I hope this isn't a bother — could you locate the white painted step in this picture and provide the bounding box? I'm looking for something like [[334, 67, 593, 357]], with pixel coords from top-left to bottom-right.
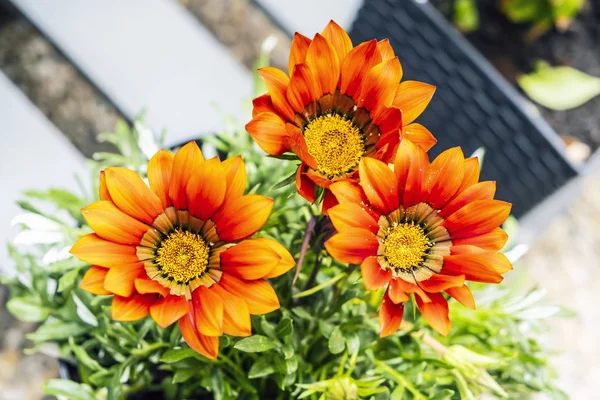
[[0, 72, 85, 273], [10, 0, 253, 147]]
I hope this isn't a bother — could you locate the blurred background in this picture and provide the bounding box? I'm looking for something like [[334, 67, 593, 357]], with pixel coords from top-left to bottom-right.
[[0, 0, 598, 398]]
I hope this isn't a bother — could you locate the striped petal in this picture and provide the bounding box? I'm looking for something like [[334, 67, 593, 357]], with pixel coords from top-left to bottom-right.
[[135, 278, 170, 297], [179, 313, 219, 360], [321, 20, 353, 61], [361, 256, 392, 291], [415, 292, 450, 336], [457, 157, 480, 194], [220, 238, 295, 280], [306, 33, 340, 96], [328, 202, 379, 234], [359, 158, 399, 215], [222, 156, 247, 201], [245, 112, 290, 156], [148, 149, 174, 209], [357, 57, 402, 115], [105, 167, 163, 225], [443, 200, 512, 239], [212, 284, 251, 336], [214, 194, 274, 242], [80, 266, 110, 295], [169, 142, 204, 210], [81, 200, 148, 245], [187, 157, 227, 221], [376, 39, 395, 61], [394, 139, 429, 207], [340, 40, 381, 99], [440, 181, 496, 218], [258, 67, 295, 121], [446, 285, 476, 310], [150, 295, 189, 328], [98, 170, 112, 202], [112, 293, 155, 322], [252, 93, 276, 117], [442, 254, 504, 283], [104, 263, 144, 297], [452, 227, 508, 251], [70, 234, 138, 267], [393, 81, 436, 125], [419, 274, 465, 292], [219, 274, 280, 315], [401, 123, 436, 152], [296, 163, 316, 203], [288, 32, 311, 76], [379, 289, 404, 337], [287, 63, 320, 113], [425, 147, 464, 210], [192, 286, 223, 336], [325, 228, 378, 264], [388, 279, 411, 304]]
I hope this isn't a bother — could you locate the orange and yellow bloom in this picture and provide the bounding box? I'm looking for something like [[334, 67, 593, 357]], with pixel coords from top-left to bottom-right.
[[246, 20, 437, 212], [71, 142, 294, 359], [325, 140, 513, 337]]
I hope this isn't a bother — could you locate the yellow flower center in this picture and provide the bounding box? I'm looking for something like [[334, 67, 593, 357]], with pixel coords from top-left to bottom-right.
[[155, 229, 210, 283], [382, 223, 430, 272], [304, 114, 364, 177]]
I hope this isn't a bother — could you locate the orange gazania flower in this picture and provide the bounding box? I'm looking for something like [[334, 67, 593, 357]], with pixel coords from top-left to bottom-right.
[[246, 20, 437, 213], [324, 140, 513, 336], [71, 142, 294, 359]]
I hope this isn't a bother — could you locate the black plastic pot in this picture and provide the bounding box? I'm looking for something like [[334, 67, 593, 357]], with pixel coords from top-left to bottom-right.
[[349, 0, 579, 218]]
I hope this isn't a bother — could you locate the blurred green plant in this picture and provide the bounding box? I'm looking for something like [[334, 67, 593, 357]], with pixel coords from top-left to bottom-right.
[[518, 60, 600, 110]]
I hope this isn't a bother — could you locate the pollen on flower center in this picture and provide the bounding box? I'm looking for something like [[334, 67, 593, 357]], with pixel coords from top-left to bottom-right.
[[155, 229, 210, 283], [304, 114, 364, 177], [382, 223, 431, 273]]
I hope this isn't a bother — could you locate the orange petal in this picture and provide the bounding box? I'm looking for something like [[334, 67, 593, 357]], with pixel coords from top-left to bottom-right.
[[393, 81, 436, 125], [222, 156, 247, 201], [329, 181, 380, 222], [252, 93, 276, 117], [359, 158, 399, 215], [443, 200, 512, 239], [80, 266, 110, 295], [420, 274, 465, 292], [328, 202, 379, 233], [135, 278, 170, 297], [246, 112, 290, 156], [425, 147, 465, 210], [287, 63, 320, 113], [148, 149, 174, 209], [324, 228, 378, 264], [376, 39, 395, 61], [415, 292, 450, 336], [321, 20, 353, 61], [98, 170, 112, 202], [401, 123, 436, 152], [440, 181, 496, 218], [219, 274, 280, 315], [257, 67, 295, 121], [395, 139, 429, 208], [187, 157, 226, 221], [215, 194, 274, 242], [286, 123, 318, 169], [357, 57, 403, 114], [112, 293, 155, 322], [70, 234, 138, 267], [446, 285, 476, 310], [442, 254, 504, 283], [452, 227, 508, 251], [212, 284, 251, 336], [169, 142, 204, 210], [105, 167, 163, 225], [296, 163, 316, 203], [340, 39, 381, 99], [150, 295, 189, 328], [81, 200, 148, 245], [392, 278, 431, 303], [457, 157, 480, 194], [192, 286, 224, 336], [361, 256, 392, 291], [104, 263, 144, 297], [221, 238, 294, 280], [379, 289, 404, 337], [388, 279, 411, 304], [306, 33, 340, 96], [288, 32, 311, 76], [178, 313, 219, 359], [450, 245, 513, 274]]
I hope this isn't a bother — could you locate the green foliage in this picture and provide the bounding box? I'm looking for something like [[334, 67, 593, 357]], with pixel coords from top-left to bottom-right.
[[518, 60, 600, 110]]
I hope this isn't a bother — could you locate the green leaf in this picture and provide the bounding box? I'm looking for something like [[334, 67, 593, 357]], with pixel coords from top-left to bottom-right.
[[58, 268, 81, 292], [248, 356, 277, 379], [42, 379, 95, 400], [72, 293, 98, 327], [27, 320, 89, 343], [6, 297, 49, 322], [293, 272, 346, 299], [275, 317, 294, 339], [234, 335, 277, 353], [272, 171, 297, 190], [173, 368, 198, 384], [518, 61, 600, 110], [430, 389, 455, 400], [159, 348, 201, 363], [328, 327, 346, 355], [69, 337, 103, 372]]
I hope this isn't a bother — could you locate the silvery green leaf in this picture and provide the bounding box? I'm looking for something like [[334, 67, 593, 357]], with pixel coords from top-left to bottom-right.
[[13, 230, 64, 245], [72, 293, 98, 327], [43, 379, 95, 400], [11, 212, 62, 231], [328, 327, 345, 355], [6, 296, 50, 322], [515, 305, 561, 320], [234, 335, 277, 353]]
